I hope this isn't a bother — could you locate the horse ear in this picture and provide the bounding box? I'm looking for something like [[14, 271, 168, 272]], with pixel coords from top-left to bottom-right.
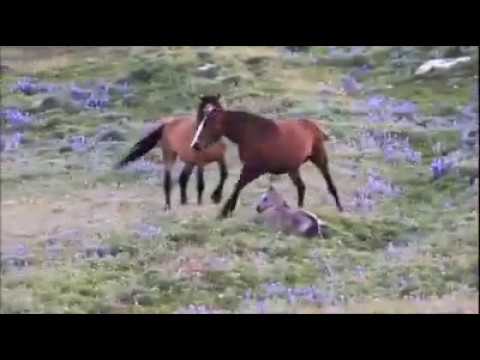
[[268, 185, 274, 191], [216, 93, 221, 100]]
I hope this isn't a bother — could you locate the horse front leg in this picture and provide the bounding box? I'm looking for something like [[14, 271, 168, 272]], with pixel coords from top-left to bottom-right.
[[211, 158, 228, 204], [288, 169, 306, 208], [178, 162, 194, 205], [196, 166, 205, 205], [220, 166, 263, 218]]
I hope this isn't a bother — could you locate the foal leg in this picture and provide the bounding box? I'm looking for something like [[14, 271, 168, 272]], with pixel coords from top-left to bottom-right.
[[211, 158, 228, 204], [196, 166, 205, 205], [220, 166, 264, 218], [178, 162, 194, 205], [288, 170, 306, 208], [310, 144, 343, 212]]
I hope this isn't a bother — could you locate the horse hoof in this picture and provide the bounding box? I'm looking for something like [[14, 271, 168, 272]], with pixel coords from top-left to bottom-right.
[[217, 209, 230, 219], [211, 191, 222, 204], [164, 205, 171, 211], [211, 195, 222, 204]]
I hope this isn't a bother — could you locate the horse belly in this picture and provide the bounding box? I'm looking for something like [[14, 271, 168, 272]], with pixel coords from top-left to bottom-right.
[[266, 145, 310, 173], [178, 142, 224, 166]]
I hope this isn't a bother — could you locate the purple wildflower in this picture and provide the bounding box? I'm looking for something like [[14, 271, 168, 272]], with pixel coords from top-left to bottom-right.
[[367, 95, 387, 111], [342, 75, 363, 96], [404, 147, 422, 165], [4, 132, 24, 151], [367, 171, 401, 197], [353, 188, 375, 212], [349, 64, 373, 81], [11, 77, 55, 95], [133, 223, 162, 240], [70, 135, 89, 153], [175, 305, 220, 314], [70, 85, 92, 101], [391, 100, 417, 118], [0, 108, 34, 128], [431, 157, 455, 180], [120, 159, 162, 176], [256, 299, 267, 314], [287, 288, 296, 305], [84, 93, 110, 110]]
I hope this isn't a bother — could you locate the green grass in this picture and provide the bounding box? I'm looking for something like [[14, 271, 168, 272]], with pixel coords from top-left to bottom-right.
[[1, 46, 478, 314]]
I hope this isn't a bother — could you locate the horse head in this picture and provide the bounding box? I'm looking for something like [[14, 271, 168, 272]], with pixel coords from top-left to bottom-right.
[[191, 94, 225, 151]]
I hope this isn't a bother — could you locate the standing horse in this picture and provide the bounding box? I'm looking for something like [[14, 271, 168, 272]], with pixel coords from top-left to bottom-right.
[[191, 95, 343, 218], [115, 97, 229, 210]]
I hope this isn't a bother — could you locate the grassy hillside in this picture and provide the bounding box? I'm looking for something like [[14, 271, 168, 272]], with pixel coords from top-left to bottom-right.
[[1, 46, 478, 313]]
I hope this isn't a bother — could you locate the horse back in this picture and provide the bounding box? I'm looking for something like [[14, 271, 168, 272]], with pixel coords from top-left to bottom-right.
[[164, 116, 226, 165]]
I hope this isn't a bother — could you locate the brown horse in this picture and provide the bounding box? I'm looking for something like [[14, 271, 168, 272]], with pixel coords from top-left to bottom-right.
[[191, 95, 343, 218], [115, 97, 228, 210]]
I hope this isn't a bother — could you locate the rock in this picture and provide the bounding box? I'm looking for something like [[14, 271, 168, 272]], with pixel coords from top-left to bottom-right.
[[100, 112, 132, 121], [37, 96, 63, 111], [95, 127, 127, 142], [285, 46, 311, 53], [220, 75, 242, 87], [46, 229, 84, 248], [315, 54, 370, 67], [414, 57, 472, 76], [1, 255, 33, 270], [29, 94, 81, 114], [83, 244, 121, 258], [318, 83, 342, 96], [0, 64, 13, 74], [442, 46, 464, 58], [197, 63, 220, 79], [108, 83, 130, 97], [53, 131, 65, 139], [122, 94, 142, 107], [133, 223, 162, 240], [128, 68, 154, 83], [196, 51, 213, 61], [244, 56, 270, 66], [59, 145, 73, 153], [349, 64, 374, 81]]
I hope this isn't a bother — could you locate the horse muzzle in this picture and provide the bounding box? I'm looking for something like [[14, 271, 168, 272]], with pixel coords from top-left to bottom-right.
[[191, 142, 202, 151]]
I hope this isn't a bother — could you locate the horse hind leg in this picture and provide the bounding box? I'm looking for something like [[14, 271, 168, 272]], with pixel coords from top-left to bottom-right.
[[288, 170, 306, 208], [211, 158, 228, 204], [196, 166, 205, 205], [178, 162, 194, 205], [310, 144, 343, 212], [163, 165, 173, 211], [163, 150, 177, 211]]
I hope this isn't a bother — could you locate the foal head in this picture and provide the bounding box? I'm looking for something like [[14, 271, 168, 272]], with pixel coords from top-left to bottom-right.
[[191, 94, 225, 151], [256, 185, 289, 213]]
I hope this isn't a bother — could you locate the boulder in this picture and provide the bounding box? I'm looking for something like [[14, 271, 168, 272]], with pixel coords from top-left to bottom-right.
[[95, 127, 127, 142], [197, 63, 220, 79], [122, 94, 142, 107]]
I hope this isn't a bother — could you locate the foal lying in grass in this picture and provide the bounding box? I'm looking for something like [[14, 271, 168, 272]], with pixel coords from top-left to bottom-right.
[[255, 186, 329, 238]]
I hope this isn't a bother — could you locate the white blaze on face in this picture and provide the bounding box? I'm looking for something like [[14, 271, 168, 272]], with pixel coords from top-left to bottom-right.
[[190, 104, 216, 148], [191, 118, 206, 148]]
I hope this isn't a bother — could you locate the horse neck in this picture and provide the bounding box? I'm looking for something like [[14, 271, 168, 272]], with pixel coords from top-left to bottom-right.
[[222, 111, 276, 145]]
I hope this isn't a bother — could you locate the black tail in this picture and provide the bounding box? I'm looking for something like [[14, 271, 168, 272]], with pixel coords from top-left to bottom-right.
[[114, 124, 165, 169]]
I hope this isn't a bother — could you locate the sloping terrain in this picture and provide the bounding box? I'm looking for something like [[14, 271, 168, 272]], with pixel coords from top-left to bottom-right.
[[1, 46, 478, 313]]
